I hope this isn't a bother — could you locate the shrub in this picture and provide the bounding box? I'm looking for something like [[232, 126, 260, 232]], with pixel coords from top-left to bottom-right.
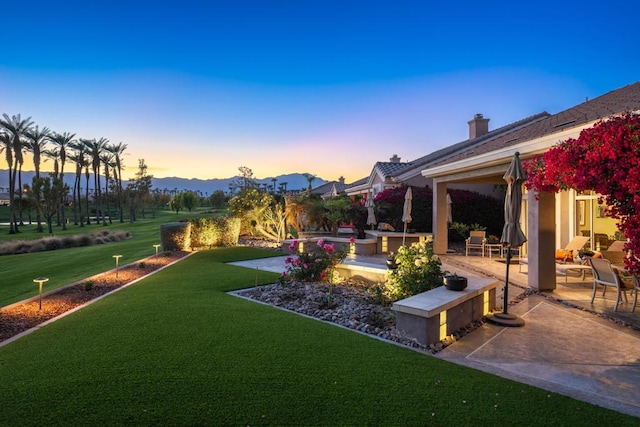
[[0, 229, 130, 256], [160, 222, 192, 251], [384, 240, 444, 301], [375, 186, 433, 232], [61, 235, 76, 248], [84, 280, 94, 291], [188, 217, 241, 249], [280, 239, 348, 284]]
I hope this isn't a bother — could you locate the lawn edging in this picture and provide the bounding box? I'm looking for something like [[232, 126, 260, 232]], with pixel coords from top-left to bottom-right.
[[0, 251, 195, 348]]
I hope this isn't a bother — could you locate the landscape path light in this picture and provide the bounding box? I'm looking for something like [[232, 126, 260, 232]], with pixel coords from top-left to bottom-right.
[[113, 255, 123, 278], [153, 244, 161, 258], [33, 277, 49, 310]]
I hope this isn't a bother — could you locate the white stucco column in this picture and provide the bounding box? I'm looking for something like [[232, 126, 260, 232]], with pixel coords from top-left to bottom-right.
[[527, 191, 557, 291], [433, 181, 448, 255]]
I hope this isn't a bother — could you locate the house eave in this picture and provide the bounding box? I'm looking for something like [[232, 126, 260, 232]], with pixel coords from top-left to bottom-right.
[[421, 121, 598, 180]]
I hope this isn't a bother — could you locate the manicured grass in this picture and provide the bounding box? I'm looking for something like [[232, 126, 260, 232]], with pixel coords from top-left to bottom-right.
[[0, 209, 228, 306], [0, 248, 636, 425]]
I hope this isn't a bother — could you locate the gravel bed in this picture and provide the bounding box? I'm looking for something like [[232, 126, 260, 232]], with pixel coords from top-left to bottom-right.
[[237, 279, 487, 354]]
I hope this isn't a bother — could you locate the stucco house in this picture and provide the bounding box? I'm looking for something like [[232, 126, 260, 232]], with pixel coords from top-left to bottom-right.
[[421, 81, 640, 291], [344, 112, 551, 200]]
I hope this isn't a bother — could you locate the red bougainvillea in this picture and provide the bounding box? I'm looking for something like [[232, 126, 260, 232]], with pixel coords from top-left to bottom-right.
[[524, 113, 640, 274]]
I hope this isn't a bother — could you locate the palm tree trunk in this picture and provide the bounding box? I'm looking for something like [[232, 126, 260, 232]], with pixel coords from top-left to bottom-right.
[[7, 162, 16, 234], [34, 165, 43, 232], [60, 170, 67, 230], [10, 159, 19, 233], [18, 162, 24, 225], [85, 168, 91, 225]]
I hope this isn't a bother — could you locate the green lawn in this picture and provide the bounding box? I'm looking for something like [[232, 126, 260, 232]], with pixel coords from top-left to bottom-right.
[[0, 208, 222, 306], [0, 247, 636, 425]]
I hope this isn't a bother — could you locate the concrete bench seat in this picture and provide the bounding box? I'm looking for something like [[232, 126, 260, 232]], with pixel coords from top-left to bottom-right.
[[392, 273, 498, 346]]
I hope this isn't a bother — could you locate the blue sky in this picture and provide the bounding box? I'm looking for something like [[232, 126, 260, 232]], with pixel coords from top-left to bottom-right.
[[1, 1, 638, 184]]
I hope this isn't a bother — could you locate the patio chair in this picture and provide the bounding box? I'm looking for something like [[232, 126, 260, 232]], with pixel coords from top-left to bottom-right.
[[465, 230, 486, 257], [587, 257, 633, 312], [556, 236, 590, 263]]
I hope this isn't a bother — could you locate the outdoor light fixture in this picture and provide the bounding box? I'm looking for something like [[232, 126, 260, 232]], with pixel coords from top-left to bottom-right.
[[112, 255, 123, 278], [153, 244, 161, 257], [33, 277, 49, 310]]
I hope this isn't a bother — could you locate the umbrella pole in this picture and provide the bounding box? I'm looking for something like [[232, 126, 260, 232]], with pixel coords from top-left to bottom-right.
[[402, 223, 407, 246], [503, 248, 511, 314], [486, 247, 525, 327]]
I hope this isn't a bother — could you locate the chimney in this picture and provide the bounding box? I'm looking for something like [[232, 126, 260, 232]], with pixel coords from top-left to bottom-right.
[[339, 176, 345, 185], [467, 113, 490, 140], [390, 154, 401, 163]]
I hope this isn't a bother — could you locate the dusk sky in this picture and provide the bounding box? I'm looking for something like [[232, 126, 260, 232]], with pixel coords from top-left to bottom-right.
[[1, 1, 638, 184]]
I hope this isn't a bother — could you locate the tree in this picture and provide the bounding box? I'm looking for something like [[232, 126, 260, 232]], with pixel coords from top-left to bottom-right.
[[33, 174, 68, 234], [170, 193, 183, 214], [107, 142, 127, 223], [323, 196, 352, 236], [49, 132, 75, 229], [209, 190, 227, 208], [125, 159, 153, 222], [0, 113, 34, 234], [182, 191, 200, 212], [302, 173, 316, 193], [229, 166, 258, 193], [68, 141, 88, 226], [24, 126, 51, 232], [524, 113, 640, 274], [83, 137, 108, 224], [100, 151, 115, 224]]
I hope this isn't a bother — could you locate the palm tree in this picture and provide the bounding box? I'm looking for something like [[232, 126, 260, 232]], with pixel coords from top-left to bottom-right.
[[24, 126, 51, 232], [107, 142, 127, 222], [49, 132, 75, 229], [100, 151, 115, 224], [0, 114, 34, 234], [84, 137, 108, 224], [302, 173, 316, 193], [68, 141, 88, 226]]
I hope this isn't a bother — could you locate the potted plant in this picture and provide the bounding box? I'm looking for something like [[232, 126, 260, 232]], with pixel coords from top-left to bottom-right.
[[444, 272, 468, 291], [386, 252, 397, 269]]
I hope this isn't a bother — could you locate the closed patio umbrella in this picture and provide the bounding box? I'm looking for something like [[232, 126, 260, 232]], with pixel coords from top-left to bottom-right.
[[402, 187, 412, 246], [488, 152, 527, 327], [366, 190, 377, 230], [446, 193, 452, 224]]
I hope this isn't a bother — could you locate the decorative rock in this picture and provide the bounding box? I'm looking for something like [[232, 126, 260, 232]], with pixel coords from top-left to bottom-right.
[[237, 278, 490, 354]]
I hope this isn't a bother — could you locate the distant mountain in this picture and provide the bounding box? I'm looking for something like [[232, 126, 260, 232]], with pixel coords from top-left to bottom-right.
[[0, 170, 327, 196], [151, 173, 327, 195]]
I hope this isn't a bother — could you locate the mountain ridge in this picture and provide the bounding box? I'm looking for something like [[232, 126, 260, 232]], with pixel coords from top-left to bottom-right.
[[0, 170, 327, 195]]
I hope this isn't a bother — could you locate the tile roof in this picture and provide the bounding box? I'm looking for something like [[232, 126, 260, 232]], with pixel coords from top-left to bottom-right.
[[432, 81, 640, 166], [394, 112, 551, 177]]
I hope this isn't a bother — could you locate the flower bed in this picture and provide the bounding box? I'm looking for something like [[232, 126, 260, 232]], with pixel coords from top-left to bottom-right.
[[0, 251, 189, 344]]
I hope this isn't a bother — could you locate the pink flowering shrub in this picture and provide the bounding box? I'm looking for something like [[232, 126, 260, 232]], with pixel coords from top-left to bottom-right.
[[280, 239, 349, 284], [524, 113, 640, 274]]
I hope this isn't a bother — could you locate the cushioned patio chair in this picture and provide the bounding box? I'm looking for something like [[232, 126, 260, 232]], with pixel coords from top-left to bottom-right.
[[556, 236, 590, 263], [465, 230, 486, 257], [588, 257, 633, 312]]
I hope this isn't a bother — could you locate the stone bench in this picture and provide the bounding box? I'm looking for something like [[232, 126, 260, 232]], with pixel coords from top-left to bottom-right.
[[392, 273, 499, 346], [282, 237, 378, 256]]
